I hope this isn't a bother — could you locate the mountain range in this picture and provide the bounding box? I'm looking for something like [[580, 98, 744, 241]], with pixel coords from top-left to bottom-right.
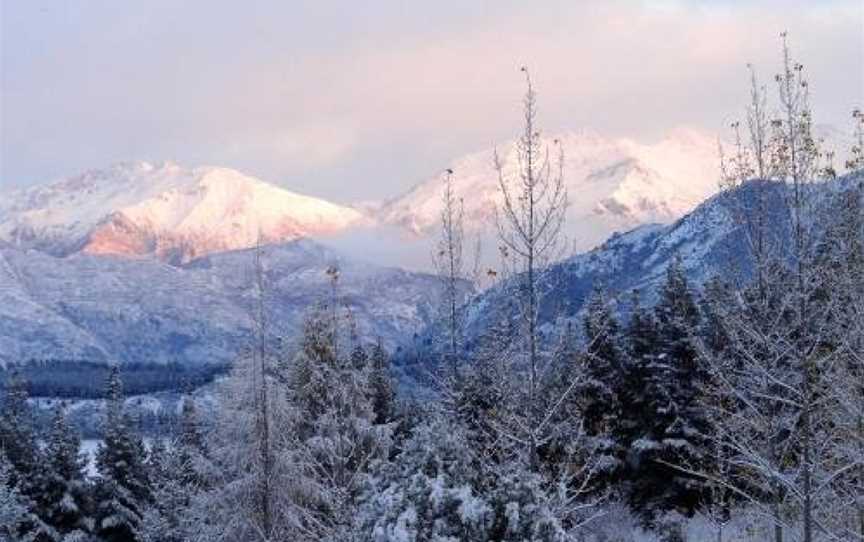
[[1, 127, 722, 266], [0, 126, 772, 398]]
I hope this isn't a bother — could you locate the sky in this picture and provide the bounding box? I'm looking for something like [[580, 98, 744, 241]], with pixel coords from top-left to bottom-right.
[[1, 0, 862, 203]]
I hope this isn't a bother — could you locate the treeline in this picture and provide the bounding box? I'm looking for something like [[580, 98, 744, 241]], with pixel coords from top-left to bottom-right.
[[0, 360, 229, 399]]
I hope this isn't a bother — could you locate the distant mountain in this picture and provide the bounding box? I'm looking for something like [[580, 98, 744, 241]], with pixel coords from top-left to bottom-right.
[[404, 171, 863, 371], [0, 239, 447, 375], [0, 161, 364, 264], [378, 127, 721, 253]]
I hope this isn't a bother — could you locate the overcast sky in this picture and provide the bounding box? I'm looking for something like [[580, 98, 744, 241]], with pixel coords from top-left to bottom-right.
[[2, 0, 862, 202]]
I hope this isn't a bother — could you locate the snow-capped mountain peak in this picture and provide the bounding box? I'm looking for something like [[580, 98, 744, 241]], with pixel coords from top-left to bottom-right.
[[378, 127, 721, 252], [0, 161, 364, 263]]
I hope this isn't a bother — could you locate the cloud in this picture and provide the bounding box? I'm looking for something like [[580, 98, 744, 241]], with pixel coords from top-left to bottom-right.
[[225, 123, 359, 170], [2, 0, 861, 201]]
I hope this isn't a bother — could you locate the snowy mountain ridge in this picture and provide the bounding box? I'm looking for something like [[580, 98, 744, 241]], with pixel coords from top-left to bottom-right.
[[3, 124, 852, 270], [0, 161, 365, 263], [378, 127, 722, 253], [400, 171, 864, 376], [1, 127, 723, 267]]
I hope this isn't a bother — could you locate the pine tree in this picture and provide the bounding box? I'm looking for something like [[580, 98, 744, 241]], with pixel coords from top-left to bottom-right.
[[0, 370, 38, 490], [0, 371, 53, 541], [32, 405, 92, 539], [94, 366, 151, 542], [615, 289, 659, 492], [285, 307, 392, 540], [0, 451, 36, 542], [349, 343, 369, 371], [200, 348, 295, 541], [621, 263, 712, 521], [578, 289, 623, 438], [845, 108, 864, 173], [553, 290, 625, 493], [139, 395, 215, 542], [176, 397, 209, 489], [364, 415, 493, 541], [368, 339, 395, 426], [652, 259, 712, 514]]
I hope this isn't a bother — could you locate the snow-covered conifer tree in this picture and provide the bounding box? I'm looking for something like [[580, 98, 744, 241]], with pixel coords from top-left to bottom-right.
[[32, 405, 92, 539], [93, 366, 151, 542], [0, 451, 36, 542]]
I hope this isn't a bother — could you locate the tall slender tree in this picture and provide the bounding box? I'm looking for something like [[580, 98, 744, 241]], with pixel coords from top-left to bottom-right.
[[698, 34, 844, 542], [433, 168, 469, 381], [493, 66, 568, 471]]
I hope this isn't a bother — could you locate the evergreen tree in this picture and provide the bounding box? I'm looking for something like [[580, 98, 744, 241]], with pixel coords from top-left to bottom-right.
[[368, 339, 395, 426], [32, 405, 92, 540], [199, 349, 295, 541], [0, 370, 38, 490], [615, 289, 658, 481], [451, 316, 511, 477], [140, 420, 207, 542], [0, 451, 36, 542], [94, 366, 151, 542], [349, 343, 369, 372], [366, 411, 579, 542], [285, 307, 392, 540], [846, 108, 864, 172], [175, 397, 209, 489], [364, 415, 493, 540], [622, 262, 712, 520], [652, 259, 712, 514], [574, 290, 626, 489], [579, 289, 623, 437], [0, 371, 54, 541]]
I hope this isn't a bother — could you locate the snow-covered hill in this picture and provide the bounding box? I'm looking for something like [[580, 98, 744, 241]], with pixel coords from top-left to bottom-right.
[[0, 162, 364, 263], [378, 127, 721, 252], [0, 239, 448, 370]]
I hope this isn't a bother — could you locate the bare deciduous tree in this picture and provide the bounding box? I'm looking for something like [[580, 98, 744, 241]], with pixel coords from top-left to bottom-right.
[[433, 168, 467, 380], [493, 66, 568, 470], [699, 33, 852, 542]]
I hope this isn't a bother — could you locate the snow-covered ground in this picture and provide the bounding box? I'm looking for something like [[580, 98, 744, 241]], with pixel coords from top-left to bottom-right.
[[79, 438, 162, 479], [79, 439, 100, 478]]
